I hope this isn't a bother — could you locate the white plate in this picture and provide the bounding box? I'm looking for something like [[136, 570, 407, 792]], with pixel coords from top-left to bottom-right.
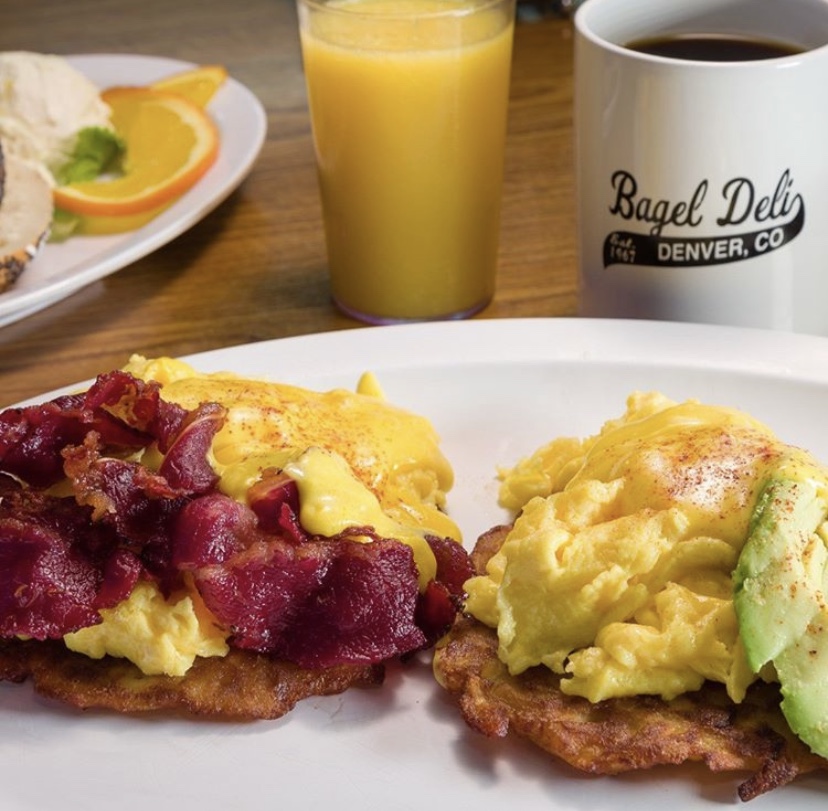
[[0, 54, 267, 328], [3, 318, 828, 810]]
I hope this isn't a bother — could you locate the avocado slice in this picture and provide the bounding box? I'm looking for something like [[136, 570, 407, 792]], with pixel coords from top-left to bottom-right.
[[775, 605, 828, 751], [734, 476, 828, 756]]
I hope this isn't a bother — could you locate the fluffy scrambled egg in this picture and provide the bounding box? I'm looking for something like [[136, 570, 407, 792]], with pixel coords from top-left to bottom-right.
[[65, 355, 459, 676], [465, 392, 824, 704], [64, 582, 228, 677]]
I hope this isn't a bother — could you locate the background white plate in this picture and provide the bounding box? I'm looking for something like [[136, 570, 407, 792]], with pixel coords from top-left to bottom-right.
[[3, 318, 828, 810], [0, 54, 267, 328]]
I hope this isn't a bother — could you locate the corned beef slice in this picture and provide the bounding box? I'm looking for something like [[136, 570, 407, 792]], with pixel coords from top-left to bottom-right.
[[82, 370, 189, 451], [247, 470, 308, 544], [63, 446, 192, 584], [426, 534, 475, 596], [0, 518, 100, 638], [0, 372, 186, 489], [0, 475, 117, 638], [158, 401, 225, 492], [194, 538, 329, 654], [94, 548, 144, 610], [280, 539, 426, 667], [59, 399, 227, 583], [415, 580, 457, 646], [415, 535, 477, 645], [172, 492, 258, 569], [194, 534, 427, 668]]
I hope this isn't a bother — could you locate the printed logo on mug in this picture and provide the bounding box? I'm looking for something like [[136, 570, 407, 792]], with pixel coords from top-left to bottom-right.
[[574, 0, 828, 334]]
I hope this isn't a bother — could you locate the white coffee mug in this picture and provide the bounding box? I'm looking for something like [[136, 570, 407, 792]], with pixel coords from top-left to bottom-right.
[[574, 0, 828, 334]]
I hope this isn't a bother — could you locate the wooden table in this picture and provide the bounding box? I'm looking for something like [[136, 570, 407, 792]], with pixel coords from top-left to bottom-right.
[[0, 0, 577, 407]]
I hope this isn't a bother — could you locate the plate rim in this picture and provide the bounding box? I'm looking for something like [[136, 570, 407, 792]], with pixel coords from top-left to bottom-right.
[[151, 316, 828, 383], [14, 316, 828, 405]]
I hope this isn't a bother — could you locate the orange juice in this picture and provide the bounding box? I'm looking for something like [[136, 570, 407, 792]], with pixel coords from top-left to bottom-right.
[[299, 0, 515, 323]]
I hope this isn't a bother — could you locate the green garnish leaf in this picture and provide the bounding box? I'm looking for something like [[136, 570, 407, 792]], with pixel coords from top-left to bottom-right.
[[56, 126, 126, 186]]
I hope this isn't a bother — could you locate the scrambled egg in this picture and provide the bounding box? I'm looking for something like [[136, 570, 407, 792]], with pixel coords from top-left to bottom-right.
[[64, 582, 228, 677], [465, 392, 824, 704], [65, 355, 459, 676]]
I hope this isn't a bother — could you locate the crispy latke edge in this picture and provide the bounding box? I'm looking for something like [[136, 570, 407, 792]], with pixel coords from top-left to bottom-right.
[[434, 525, 828, 802]]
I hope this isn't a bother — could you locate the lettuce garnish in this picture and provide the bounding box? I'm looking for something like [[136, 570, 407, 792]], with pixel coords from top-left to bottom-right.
[[55, 126, 125, 186]]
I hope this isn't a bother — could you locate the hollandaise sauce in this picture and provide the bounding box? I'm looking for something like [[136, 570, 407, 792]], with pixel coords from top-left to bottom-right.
[[61, 356, 461, 676]]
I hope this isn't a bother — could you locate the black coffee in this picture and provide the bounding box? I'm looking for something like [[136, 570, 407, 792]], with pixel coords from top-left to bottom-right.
[[627, 34, 804, 61]]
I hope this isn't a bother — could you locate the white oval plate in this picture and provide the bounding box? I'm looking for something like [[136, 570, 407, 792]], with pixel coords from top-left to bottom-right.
[[3, 318, 828, 810], [0, 54, 267, 328]]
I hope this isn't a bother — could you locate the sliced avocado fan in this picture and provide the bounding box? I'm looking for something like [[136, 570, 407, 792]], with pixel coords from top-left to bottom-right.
[[734, 476, 828, 757]]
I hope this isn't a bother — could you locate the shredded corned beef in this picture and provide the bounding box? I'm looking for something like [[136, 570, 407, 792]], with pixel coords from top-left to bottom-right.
[[0, 372, 185, 489], [0, 371, 470, 668]]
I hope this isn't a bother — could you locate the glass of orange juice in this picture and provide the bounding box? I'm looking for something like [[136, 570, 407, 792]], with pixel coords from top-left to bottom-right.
[[297, 0, 516, 324]]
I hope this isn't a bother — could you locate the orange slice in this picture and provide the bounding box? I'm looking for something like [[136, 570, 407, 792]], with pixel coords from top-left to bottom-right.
[[53, 86, 219, 217], [150, 64, 228, 108]]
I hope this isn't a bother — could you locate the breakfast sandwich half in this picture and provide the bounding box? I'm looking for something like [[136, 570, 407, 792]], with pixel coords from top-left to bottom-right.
[[434, 391, 828, 801], [0, 355, 472, 718]]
